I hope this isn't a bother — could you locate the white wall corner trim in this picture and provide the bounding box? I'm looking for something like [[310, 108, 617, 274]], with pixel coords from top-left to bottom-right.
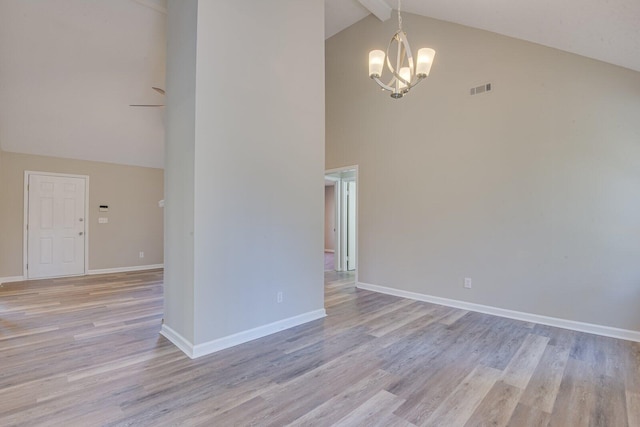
[[160, 324, 195, 358], [189, 309, 327, 359], [356, 282, 640, 343], [0, 276, 25, 285], [87, 264, 164, 275]]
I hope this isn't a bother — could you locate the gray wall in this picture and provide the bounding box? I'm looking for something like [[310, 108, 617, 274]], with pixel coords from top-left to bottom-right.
[[165, 0, 325, 347], [0, 150, 164, 278], [164, 0, 198, 343], [326, 13, 640, 331]]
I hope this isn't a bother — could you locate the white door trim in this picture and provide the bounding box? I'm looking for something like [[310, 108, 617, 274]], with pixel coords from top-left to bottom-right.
[[324, 175, 340, 268], [324, 165, 358, 284], [23, 171, 90, 279]]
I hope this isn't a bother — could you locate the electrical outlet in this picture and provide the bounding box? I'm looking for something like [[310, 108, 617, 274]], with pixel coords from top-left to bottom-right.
[[277, 291, 283, 303], [139, 251, 144, 258], [464, 278, 472, 289]]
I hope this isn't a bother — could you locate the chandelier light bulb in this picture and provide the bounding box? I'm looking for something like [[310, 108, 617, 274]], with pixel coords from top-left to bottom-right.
[[398, 67, 410, 90], [369, 50, 385, 78], [416, 48, 436, 77]]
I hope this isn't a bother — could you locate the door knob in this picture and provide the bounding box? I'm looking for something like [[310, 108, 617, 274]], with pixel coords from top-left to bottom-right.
[[79, 231, 84, 236]]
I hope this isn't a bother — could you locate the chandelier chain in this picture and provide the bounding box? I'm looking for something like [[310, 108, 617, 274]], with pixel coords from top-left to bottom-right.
[[398, 0, 402, 30]]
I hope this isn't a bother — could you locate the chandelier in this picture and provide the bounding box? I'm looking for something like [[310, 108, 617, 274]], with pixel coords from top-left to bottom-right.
[[368, 0, 436, 99]]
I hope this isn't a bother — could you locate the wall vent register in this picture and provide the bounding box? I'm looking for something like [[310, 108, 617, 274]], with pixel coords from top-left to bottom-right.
[[470, 83, 492, 95]]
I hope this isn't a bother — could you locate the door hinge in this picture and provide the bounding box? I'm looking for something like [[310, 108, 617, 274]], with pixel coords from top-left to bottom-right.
[[26, 264, 28, 270], [26, 224, 28, 231]]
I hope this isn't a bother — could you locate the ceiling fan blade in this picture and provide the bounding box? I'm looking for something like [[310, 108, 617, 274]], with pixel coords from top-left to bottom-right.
[[152, 87, 165, 95], [129, 104, 165, 107]]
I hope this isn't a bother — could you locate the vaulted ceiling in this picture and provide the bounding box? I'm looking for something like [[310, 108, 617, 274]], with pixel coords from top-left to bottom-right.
[[0, 0, 166, 168], [326, 0, 640, 73], [0, 0, 638, 168]]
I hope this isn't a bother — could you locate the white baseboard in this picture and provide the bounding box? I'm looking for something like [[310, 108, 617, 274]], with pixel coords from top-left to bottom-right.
[[0, 275, 24, 285], [0, 265, 162, 284], [160, 324, 195, 357], [161, 309, 327, 359], [357, 281, 640, 343], [324, 249, 335, 253], [192, 309, 327, 358], [87, 264, 164, 275]]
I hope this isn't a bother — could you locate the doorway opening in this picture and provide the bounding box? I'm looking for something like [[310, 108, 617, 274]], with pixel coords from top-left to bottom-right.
[[324, 166, 357, 279]]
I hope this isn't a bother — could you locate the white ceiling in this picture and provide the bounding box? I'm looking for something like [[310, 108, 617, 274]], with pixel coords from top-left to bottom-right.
[[0, 0, 166, 168], [325, 0, 640, 73], [0, 0, 638, 169]]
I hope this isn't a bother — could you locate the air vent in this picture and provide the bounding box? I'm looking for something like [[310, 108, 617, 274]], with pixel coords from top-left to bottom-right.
[[470, 83, 492, 96]]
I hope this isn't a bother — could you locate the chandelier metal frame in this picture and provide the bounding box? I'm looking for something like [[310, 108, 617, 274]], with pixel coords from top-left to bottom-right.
[[368, 0, 435, 99]]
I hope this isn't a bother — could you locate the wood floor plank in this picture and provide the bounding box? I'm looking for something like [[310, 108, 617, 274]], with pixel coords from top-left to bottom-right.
[[282, 298, 414, 355], [390, 315, 532, 425], [391, 357, 478, 425], [368, 303, 435, 338], [438, 309, 469, 326], [1, 269, 639, 426], [286, 368, 400, 426], [421, 365, 502, 426], [622, 341, 640, 394], [519, 343, 570, 413], [501, 333, 550, 389], [627, 391, 640, 427], [507, 403, 551, 427], [464, 381, 522, 427], [547, 358, 594, 427], [590, 369, 628, 427], [332, 389, 406, 427]]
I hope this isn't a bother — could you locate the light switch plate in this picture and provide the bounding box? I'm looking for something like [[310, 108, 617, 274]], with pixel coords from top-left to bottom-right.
[[98, 217, 108, 224]]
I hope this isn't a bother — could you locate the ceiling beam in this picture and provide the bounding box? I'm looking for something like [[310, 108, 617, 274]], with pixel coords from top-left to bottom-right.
[[358, 0, 392, 22]]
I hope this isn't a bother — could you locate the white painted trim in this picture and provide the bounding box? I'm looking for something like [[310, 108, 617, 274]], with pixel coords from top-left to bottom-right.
[[356, 282, 640, 343], [324, 165, 359, 175], [159, 324, 194, 357], [24, 171, 90, 279], [87, 264, 164, 275], [1, 265, 162, 284], [325, 165, 359, 284], [0, 276, 25, 285], [334, 181, 342, 271], [164, 309, 327, 359], [23, 174, 27, 278]]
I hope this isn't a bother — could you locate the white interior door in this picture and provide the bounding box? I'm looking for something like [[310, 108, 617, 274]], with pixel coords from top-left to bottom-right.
[[27, 174, 86, 279]]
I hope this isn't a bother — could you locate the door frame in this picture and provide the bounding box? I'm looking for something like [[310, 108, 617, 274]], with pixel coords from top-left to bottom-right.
[[324, 165, 358, 284], [343, 179, 356, 271], [23, 171, 90, 279], [324, 175, 340, 268]]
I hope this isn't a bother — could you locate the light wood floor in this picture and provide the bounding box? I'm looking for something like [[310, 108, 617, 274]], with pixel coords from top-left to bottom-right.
[[1, 270, 639, 426]]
